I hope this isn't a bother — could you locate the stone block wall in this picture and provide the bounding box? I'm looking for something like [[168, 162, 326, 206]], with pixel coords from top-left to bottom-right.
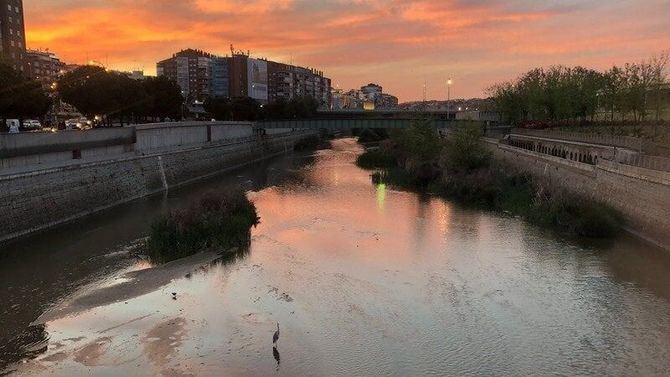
[[486, 140, 670, 250], [0, 132, 314, 242]]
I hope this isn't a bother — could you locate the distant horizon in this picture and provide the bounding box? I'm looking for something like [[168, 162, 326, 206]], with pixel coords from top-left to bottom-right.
[[28, 1, 670, 102]]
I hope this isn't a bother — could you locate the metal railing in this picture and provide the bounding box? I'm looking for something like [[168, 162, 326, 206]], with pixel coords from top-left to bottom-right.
[[512, 128, 645, 151]]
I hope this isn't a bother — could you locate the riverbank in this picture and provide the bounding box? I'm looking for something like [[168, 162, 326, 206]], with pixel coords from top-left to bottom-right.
[[0, 130, 317, 244], [5, 138, 670, 376], [357, 122, 625, 238]]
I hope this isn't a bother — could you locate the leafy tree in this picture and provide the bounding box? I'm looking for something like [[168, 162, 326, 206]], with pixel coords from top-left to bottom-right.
[[142, 76, 183, 121], [0, 63, 51, 121], [263, 97, 288, 119], [203, 97, 231, 120], [229, 97, 260, 121], [390, 119, 442, 169], [488, 58, 666, 124], [58, 66, 150, 125], [440, 123, 491, 173]]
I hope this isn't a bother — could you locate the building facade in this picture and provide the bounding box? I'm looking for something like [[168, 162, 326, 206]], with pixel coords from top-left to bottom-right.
[[25, 49, 64, 87], [331, 83, 397, 110], [267, 61, 331, 107], [157, 49, 214, 100], [0, 0, 26, 73], [209, 57, 229, 98], [158, 49, 331, 106]]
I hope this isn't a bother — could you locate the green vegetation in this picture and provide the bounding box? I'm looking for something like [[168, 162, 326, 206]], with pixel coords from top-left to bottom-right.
[[356, 148, 396, 169], [145, 190, 260, 263], [58, 65, 183, 125], [358, 120, 625, 238], [489, 52, 669, 124], [0, 63, 52, 124], [356, 128, 388, 143], [204, 95, 322, 121], [293, 134, 322, 150]]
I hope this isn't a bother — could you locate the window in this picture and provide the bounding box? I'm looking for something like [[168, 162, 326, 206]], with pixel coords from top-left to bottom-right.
[[8, 4, 12, 11]]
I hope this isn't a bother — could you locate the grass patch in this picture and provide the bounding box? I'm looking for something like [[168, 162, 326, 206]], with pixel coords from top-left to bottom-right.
[[145, 190, 260, 263], [529, 192, 625, 237]]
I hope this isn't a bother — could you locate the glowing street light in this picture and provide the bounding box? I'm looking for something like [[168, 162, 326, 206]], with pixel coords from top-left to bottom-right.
[[446, 78, 453, 113]]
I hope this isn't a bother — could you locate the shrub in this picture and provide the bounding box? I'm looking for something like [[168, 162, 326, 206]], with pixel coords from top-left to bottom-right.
[[356, 148, 397, 169], [440, 124, 492, 173], [145, 190, 260, 263], [390, 119, 443, 167], [293, 134, 321, 150], [357, 128, 388, 143], [529, 191, 625, 237]]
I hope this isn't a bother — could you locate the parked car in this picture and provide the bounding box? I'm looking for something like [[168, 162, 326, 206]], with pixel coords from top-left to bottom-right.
[[22, 119, 42, 130]]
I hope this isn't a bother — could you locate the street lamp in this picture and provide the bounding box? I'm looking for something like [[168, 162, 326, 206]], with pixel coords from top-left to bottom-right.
[[447, 78, 452, 110], [181, 90, 186, 121]]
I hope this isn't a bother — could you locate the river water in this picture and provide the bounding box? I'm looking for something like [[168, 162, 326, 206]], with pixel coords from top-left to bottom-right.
[[2, 138, 670, 376]]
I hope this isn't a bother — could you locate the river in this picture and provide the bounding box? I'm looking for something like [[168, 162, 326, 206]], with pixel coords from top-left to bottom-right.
[[2, 138, 670, 376]]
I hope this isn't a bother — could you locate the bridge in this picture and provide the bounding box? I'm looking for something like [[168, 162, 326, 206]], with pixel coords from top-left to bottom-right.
[[257, 118, 482, 131]]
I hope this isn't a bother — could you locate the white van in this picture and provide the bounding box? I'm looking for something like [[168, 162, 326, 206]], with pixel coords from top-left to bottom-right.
[[22, 119, 42, 130], [6, 119, 20, 133]]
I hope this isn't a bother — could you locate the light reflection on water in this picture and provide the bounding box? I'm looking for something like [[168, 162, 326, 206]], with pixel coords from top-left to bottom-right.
[[4, 138, 670, 376]]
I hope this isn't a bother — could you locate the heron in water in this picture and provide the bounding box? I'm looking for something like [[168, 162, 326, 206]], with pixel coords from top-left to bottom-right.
[[272, 322, 280, 345]]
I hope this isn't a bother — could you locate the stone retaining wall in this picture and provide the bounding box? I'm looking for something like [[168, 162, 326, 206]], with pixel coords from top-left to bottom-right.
[[485, 140, 670, 250], [0, 132, 314, 243]]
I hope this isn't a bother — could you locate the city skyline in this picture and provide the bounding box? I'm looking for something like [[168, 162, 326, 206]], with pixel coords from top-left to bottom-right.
[[23, 0, 670, 101]]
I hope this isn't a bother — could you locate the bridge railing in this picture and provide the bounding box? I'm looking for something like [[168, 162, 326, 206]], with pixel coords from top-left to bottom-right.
[[617, 154, 670, 172], [512, 128, 645, 151]]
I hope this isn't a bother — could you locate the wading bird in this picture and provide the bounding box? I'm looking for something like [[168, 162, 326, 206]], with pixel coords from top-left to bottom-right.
[[273, 322, 280, 345]]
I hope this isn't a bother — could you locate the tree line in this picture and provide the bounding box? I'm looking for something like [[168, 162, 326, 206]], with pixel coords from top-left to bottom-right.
[[58, 65, 183, 126], [0, 62, 324, 129], [0, 63, 52, 120], [203, 95, 321, 121], [489, 52, 669, 125]]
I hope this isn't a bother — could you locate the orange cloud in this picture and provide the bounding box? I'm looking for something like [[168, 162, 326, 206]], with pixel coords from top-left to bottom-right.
[[26, 0, 670, 101]]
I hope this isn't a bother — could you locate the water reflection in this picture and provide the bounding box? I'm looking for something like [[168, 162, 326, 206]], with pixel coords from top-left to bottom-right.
[[3, 138, 670, 376]]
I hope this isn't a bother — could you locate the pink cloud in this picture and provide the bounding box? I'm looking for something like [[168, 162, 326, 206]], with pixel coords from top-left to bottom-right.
[[26, 0, 670, 101]]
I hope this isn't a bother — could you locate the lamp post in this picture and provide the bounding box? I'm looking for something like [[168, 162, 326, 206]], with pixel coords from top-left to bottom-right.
[[50, 82, 59, 128], [447, 78, 452, 113], [181, 90, 186, 121]]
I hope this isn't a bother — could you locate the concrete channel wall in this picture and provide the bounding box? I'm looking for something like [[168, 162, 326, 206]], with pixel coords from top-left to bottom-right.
[[0, 123, 315, 243], [485, 139, 670, 250], [0, 128, 136, 169]]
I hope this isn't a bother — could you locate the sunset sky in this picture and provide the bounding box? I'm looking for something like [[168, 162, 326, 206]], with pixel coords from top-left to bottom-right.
[[26, 0, 670, 101]]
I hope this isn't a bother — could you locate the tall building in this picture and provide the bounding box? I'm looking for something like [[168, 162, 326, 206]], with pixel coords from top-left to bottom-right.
[[25, 49, 64, 87], [228, 53, 249, 98], [209, 57, 229, 98], [157, 49, 214, 100], [158, 48, 331, 107], [331, 83, 397, 110], [0, 0, 26, 73], [268, 61, 331, 107], [360, 83, 383, 102]]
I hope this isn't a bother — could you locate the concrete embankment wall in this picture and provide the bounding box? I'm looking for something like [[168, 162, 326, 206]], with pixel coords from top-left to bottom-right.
[[0, 123, 314, 243], [485, 139, 670, 250]]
